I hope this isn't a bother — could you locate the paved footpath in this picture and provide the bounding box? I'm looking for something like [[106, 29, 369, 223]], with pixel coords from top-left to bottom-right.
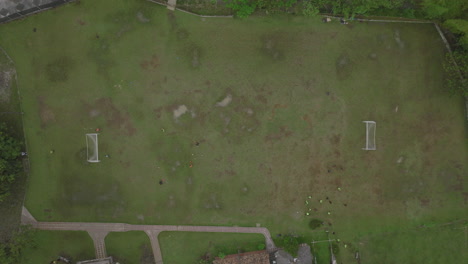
[[22, 207, 276, 263]]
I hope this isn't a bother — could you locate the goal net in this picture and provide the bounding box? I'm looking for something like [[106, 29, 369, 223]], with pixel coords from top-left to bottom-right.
[[363, 121, 376, 150], [86, 133, 100, 162]]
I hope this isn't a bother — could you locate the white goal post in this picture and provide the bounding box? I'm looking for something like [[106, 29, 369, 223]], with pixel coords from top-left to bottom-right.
[[86, 133, 100, 163], [363, 121, 376, 150]]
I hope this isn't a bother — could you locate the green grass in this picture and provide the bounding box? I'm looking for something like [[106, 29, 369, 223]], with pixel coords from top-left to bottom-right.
[[159, 232, 265, 263], [0, 0, 466, 263], [105, 231, 154, 264], [357, 222, 468, 264], [20, 230, 94, 263]]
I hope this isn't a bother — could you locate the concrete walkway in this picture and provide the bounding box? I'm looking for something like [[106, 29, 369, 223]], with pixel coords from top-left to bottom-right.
[[22, 207, 276, 263], [167, 0, 176, 11], [145, 230, 163, 264], [88, 231, 108, 259]]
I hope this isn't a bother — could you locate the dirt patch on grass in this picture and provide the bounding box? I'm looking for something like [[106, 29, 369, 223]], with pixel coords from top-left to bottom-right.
[[255, 94, 268, 104], [140, 54, 160, 70], [85, 98, 136, 136], [265, 126, 293, 141], [45, 56, 74, 82], [76, 18, 86, 26], [38, 96, 56, 128], [329, 134, 341, 146], [137, 11, 150, 23], [270, 104, 288, 119], [335, 53, 354, 80], [167, 11, 178, 29], [260, 34, 285, 60], [88, 38, 114, 79], [302, 114, 313, 127], [177, 29, 189, 40], [190, 45, 202, 68]]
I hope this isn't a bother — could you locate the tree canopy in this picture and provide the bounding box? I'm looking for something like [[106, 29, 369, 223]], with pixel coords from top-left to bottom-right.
[[0, 123, 22, 202]]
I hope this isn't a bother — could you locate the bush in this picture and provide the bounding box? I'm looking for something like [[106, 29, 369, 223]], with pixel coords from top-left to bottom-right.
[[0, 123, 22, 202], [443, 51, 468, 97], [217, 252, 226, 259], [257, 243, 265, 250], [225, 0, 257, 18], [444, 19, 468, 49], [302, 1, 319, 17], [280, 235, 299, 256]]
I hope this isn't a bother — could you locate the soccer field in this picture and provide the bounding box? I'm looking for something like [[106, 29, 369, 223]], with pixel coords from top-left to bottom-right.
[[0, 0, 466, 262]]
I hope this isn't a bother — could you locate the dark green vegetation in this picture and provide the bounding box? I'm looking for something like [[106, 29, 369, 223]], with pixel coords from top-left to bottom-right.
[[0, 122, 21, 202], [309, 219, 324, 230], [105, 231, 154, 264], [0, 48, 26, 241], [443, 51, 468, 96], [224, 0, 468, 19], [176, 0, 233, 16], [158, 232, 265, 263], [0, 0, 466, 263], [0, 226, 35, 264], [19, 230, 94, 264]]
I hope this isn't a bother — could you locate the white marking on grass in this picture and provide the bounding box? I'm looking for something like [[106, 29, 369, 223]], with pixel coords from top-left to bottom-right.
[[216, 94, 232, 107], [173, 105, 188, 118]]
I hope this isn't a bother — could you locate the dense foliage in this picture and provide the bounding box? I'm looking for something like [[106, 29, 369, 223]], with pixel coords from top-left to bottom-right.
[[223, 0, 468, 20], [0, 123, 22, 202], [443, 51, 468, 96], [0, 225, 35, 264]]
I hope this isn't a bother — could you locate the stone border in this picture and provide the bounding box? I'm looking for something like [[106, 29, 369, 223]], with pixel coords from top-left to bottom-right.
[[0, 0, 76, 25]]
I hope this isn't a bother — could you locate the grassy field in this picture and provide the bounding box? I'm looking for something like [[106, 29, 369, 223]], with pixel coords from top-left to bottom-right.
[[0, 0, 466, 263], [105, 231, 154, 264], [159, 232, 265, 263], [20, 230, 94, 263], [357, 221, 468, 264]]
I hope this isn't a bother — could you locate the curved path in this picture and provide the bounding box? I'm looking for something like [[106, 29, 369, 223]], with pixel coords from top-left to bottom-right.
[[22, 207, 275, 264]]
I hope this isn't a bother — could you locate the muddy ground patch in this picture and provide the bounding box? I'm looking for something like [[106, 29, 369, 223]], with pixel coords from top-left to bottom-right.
[[84, 97, 136, 136], [45, 56, 74, 83], [38, 96, 56, 128], [260, 33, 286, 61], [335, 53, 354, 80]]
